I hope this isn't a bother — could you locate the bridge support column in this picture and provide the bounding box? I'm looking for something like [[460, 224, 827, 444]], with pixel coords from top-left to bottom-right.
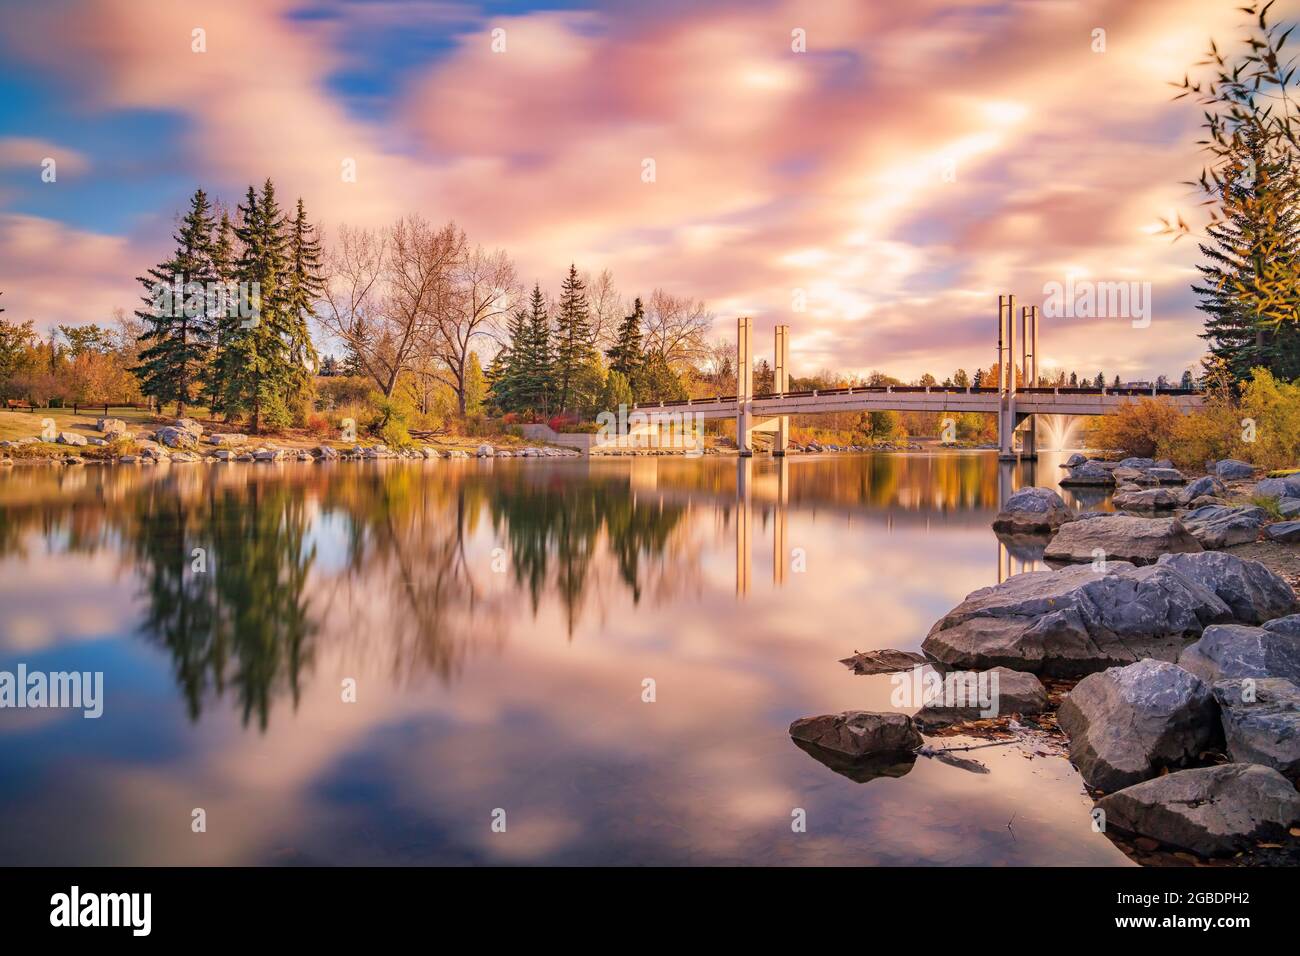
[[773, 324, 790, 456], [737, 316, 753, 457], [1020, 305, 1038, 460], [997, 295, 1018, 461]]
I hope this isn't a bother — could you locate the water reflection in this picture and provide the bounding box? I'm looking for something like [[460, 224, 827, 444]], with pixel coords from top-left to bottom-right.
[[0, 450, 1130, 866]]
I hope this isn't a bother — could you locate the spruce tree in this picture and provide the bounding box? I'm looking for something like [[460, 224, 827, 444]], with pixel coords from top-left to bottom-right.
[[491, 305, 530, 411], [133, 188, 218, 416], [552, 265, 595, 412], [215, 180, 293, 432], [522, 284, 553, 413], [282, 198, 323, 408], [605, 296, 645, 382]]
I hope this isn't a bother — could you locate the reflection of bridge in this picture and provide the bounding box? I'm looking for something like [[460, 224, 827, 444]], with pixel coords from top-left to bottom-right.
[[630, 297, 1205, 460]]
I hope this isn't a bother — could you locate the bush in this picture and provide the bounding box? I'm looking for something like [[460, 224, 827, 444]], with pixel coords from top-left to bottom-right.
[[1085, 397, 1181, 459]]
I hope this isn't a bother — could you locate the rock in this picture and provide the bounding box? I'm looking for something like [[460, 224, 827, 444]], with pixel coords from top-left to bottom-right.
[[56, 432, 88, 446], [169, 451, 201, 463], [1156, 551, 1297, 624], [921, 562, 1234, 676], [87, 438, 108, 447], [96, 418, 127, 435], [1118, 457, 1156, 471], [1044, 514, 1201, 565], [992, 487, 1074, 533], [155, 426, 198, 449], [1278, 497, 1300, 518], [173, 418, 204, 438], [1212, 679, 1300, 781], [1113, 488, 1180, 511], [1096, 763, 1300, 856], [1179, 504, 1267, 549], [1264, 614, 1300, 636], [1266, 521, 1300, 543], [838, 648, 930, 675], [1215, 459, 1256, 480], [208, 433, 246, 446], [912, 667, 1048, 728], [251, 448, 283, 462], [1178, 475, 1227, 504], [1112, 466, 1144, 484], [788, 711, 923, 758], [212, 450, 235, 461], [446, 449, 469, 459], [1059, 461, 1116, 486], [421, 447, 440, 459], [315, 445, 339, 460], [1145, 467, 1186, 484], [1062, 453, 1087, 468], [476, 444, 495, 458], [1255, 474, 1300, 499], [1178, 623, 1300, 684], [118, 455, 138, 463], [1057, 660, 1217, 791]]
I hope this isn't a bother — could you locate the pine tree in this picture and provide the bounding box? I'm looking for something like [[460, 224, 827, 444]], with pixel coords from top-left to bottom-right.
[[521, 284, 553, 412], [552, 265, 596, 412], [215, 180, 293, 432], [1180, 369, 1194, 389], [490, 305, 531, 411], [606, 296, 645, 382], [133, 188, 218, 416], [283, 198, 323, 401], [206, 211, 236, 411]]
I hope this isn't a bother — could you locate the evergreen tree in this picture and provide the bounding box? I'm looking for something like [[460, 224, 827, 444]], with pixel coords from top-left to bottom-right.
[[521, 283, 553, 412], [1180, 369, 1194, 389], [490, 305, 530, 411], [215, 180, 293, 432], [552, 265, 596, 412], [132, 188, 218, 415], [282, 198, 323, 408], [206, 211, 236, 410], [1094, 372, 1105, 388], [606, 296, 645, 382]]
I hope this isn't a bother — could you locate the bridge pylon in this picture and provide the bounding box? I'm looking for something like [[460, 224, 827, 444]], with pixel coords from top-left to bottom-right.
[[997, 294, 1018, 461], [737, 316, 754, 456]]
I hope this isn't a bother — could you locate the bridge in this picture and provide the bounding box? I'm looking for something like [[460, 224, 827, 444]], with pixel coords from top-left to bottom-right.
[[630, 295, 1205, 460]]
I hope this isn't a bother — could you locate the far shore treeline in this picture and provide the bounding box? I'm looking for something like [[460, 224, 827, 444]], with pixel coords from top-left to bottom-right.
[[0, 6, 1298, 465]]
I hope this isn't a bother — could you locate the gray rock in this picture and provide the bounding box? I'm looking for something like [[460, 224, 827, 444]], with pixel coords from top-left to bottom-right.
[[1156, 551, 1297, 624], [251, 448, 283, 462], [56, 431, 88, 446], [1256, 474, 1300, 499], [173, 417, 204, 438], [1178, 623, 1300, 684], [1264, 614, 1300, 637], [1278, 497, 1300, 518], [315, 445, 339, 460], [96, 418, 127, 435], [1266, 521, 1300, 543], [208, 433, 246, 446], [1044, 514, 1201, 565], [788, 711, 923, 757], [1096, 763, 1300, 856], [993, 487, 1074, 533], [1179, 504, 1268, 549], [1057, 660, 1217, 791], [476, 444, 495, 458], [1113, 488, 1180, 511], [155, 426, 198, 449], [921, 563, 1233, 676], [1212, 679, 1300, 781], [1215, 459, 1256, 480], [1118, 457, 1156, 471], [1061, 453, 1087, 468], [169, 451, 200, 463], [1059, 461, 1116, 486], [1179, 475, 1227, 504], [912, 667, 1048, 728], [1145, 467, 1186, 484]]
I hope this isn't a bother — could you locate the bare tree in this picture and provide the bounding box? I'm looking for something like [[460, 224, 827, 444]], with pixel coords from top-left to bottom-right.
[[643, 288, 713, 367], [432, 242, 517, 415], [584, 268, 622, 354]]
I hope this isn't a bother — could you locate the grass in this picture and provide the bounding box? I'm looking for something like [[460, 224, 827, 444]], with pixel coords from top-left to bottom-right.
[[1251, 494, 1285, 519], [0, 407, 164, 443]]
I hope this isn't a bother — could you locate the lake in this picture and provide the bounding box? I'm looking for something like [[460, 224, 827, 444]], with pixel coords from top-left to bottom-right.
[[0, 450, 1133, 865]]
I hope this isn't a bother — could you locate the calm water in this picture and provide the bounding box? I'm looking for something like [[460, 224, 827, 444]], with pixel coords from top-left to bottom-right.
[[0, 450, 1132, 865]]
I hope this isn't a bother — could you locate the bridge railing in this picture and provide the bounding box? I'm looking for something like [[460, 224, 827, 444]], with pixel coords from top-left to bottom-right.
[[627, 385, 1202, 410]]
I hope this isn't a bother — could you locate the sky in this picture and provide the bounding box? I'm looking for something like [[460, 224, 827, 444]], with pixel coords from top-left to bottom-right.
[[0, 0, 1280, 382]]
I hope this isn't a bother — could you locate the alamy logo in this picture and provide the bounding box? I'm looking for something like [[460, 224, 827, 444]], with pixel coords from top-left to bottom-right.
[[1042, 278, 1151, 328], [50, 886, 151, 936], [150, 277, 260, 323], [890, 666, 1001, 718], [0, 664, 103, 718]]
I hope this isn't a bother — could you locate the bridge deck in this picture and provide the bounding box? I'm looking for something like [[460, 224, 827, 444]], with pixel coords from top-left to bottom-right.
[[630, 386, 1204, 420]]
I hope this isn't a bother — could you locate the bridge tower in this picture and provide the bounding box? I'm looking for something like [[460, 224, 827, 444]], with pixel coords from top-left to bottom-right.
[[737, 316, 754, 456], [1020, 304, 1040, 460], [773, 324, 790, 456], [997, 295, 1018, 460]]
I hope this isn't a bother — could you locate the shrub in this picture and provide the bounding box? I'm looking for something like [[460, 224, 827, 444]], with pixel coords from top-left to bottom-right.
[[1085, 397, 1181, 459]]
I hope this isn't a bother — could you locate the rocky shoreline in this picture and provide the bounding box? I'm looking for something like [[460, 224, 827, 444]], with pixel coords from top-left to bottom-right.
[[794, 456, 1300, 865]]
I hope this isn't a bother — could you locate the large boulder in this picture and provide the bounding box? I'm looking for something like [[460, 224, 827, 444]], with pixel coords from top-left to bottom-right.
[[912, 667, 1048, 729], [56, 431, 88, 446], [1256, 473, 1300, 499], [96, 417, 127, 436], [1057, 660, 1218, 791], [1178, 475, 1227, 504], [1266, 521, 1300, 543], [1043, 515, 1201, 565], [155, 425, 198, 449], [1212, 679, 1300, 781], [1059, 461, 1116, 487], [208, 433, 246, 446], [1215, 459, 1257, 480], [476, 444, 495, 458], [1278, 498, 1300, 518], [1265, 614, 1300, 636], [1061, 453, 1087, 468], [1145, 467, 1186, 485], [1156, 551, 1297, 624], [921, 562, 1234, 676], [1112, 488, 1179, 511], [173, 417, 204, 438], [788, 711, 922, 758], [1096, 763, 1300, 856], [1178, 623, 1300, 685], [992, 487, 1074, 533], [1179, 504, 1267, 549]]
